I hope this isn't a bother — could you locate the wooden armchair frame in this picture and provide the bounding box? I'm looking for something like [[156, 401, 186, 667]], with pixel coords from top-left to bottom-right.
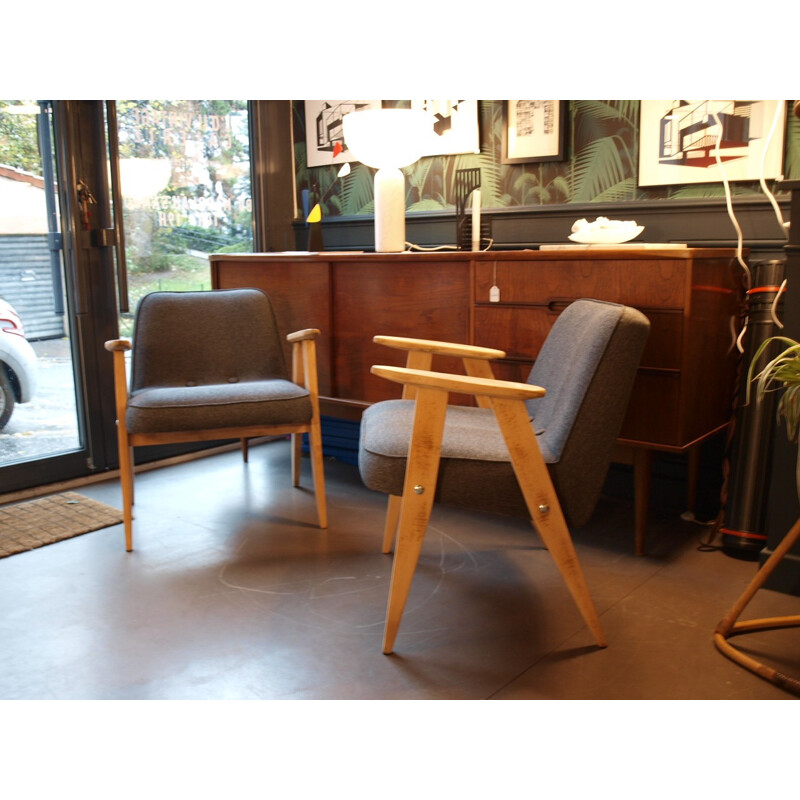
[[369, 335, 605, 655], [374, 335, 505, 554], [105, 327, 327, 552]]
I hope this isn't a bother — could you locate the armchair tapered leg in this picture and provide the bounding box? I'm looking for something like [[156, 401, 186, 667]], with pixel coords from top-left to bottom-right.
[[308, 418, 327, 529], [290, 338, 303, 488], [634, 447, 651, 556], [380, 348, 431, 555], [241, 438, 249, 463], [107, 344, 135, 552], [383, 386, 448, 654], [528, 497, 606, 648], [115, 422, 134, 552], [491, 396, 606, 648], [291, 432, 302, 487], [291, 333, 327, 528], [382, 495, 402, 553], [128, 445, 135, 508]]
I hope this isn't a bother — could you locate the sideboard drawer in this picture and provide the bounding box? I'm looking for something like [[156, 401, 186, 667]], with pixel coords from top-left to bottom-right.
[[473, 306, 555, 359], [621, 373, 683, 445], [488, 347, 684, 446], [473, 305, 683, 371], [474, 259, 688, 309]]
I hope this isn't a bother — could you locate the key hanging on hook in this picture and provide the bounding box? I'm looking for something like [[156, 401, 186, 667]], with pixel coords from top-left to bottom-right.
[[76, 178, 97, 231]]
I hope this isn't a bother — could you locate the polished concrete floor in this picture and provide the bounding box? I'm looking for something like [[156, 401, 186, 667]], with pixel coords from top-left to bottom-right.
[[1, 439, 798, 702]]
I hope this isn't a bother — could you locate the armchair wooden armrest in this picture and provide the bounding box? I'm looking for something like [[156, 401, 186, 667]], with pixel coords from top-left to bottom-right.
[[371, 365, 545, 401], [373, 335, 505, 361], [373, 335, 506, 406], [287, 328, 321, 344], [287, 328, 321, 391], [104, 339, 131, 353], [104, 339, 132, 424]]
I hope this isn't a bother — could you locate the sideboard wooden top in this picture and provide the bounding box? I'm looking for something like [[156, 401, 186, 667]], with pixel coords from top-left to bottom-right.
[[210, 247, 741, 264]]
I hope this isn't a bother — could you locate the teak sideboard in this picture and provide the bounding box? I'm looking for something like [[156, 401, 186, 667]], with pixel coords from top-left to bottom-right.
[[210, 248, 744, 553]]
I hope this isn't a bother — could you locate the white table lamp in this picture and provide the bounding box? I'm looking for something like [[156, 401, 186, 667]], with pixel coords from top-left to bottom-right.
[[342, 108, 432, 252]]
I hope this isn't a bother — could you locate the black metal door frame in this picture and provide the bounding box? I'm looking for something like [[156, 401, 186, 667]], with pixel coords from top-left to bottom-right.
[[2, 101, 121, 494], [3, 99, 287, 494]]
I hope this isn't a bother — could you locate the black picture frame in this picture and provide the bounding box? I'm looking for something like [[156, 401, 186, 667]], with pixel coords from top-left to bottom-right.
[[637, 100, 786, 186], [502, 100, 568, 164]]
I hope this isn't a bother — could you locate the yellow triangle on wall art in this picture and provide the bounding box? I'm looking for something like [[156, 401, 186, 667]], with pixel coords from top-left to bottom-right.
[[306, 203, 322, 224]]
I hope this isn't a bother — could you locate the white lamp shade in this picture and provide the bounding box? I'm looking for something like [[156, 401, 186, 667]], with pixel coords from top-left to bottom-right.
[[342, 108, 433, 169]]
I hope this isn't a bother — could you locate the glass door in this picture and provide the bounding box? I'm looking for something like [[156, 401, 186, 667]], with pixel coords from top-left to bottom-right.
[[0, 100, 88, 490], [0, 99, 254, 494], [111, 101, 252, 340], [108, 101, 254, 467]]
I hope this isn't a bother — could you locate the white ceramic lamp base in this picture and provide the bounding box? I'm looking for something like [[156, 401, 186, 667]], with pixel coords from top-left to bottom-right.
[[373, 167, 406, 253]]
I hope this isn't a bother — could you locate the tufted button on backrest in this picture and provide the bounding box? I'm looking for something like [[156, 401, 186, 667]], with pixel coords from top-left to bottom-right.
[[130, 289, 290, 392]]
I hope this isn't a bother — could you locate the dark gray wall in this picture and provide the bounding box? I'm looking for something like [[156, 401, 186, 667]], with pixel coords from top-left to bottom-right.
[[296, 195, 791, 262]]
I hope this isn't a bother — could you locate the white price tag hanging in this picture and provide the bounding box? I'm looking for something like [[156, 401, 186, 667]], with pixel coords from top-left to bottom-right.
[[489, 261, 499, 302]]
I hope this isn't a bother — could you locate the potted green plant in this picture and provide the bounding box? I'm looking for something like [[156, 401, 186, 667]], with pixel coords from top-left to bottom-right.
[[747, 335, 800, 495]]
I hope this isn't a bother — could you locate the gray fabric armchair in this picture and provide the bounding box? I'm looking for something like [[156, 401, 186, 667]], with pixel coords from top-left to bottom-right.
[[106, 288, 327, 551], [358, 298, 650, 654]]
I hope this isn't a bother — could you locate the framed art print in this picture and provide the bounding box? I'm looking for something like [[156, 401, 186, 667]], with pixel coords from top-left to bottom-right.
[[304, 100, 382, 168], [638, 100, 786, 186], [502, 100, 567, 163]]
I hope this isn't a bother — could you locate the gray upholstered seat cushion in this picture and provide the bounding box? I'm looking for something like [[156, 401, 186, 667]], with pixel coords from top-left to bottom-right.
[[359, 399, 532, 519], [127, 380, 311, 434], [361, 401, 534, 462]]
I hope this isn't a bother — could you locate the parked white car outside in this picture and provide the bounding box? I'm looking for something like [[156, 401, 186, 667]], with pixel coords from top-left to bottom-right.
[[0, 297, 38, 429]]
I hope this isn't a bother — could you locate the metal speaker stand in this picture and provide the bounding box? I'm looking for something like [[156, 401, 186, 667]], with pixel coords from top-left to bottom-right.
[[721, 259, 786, 558]]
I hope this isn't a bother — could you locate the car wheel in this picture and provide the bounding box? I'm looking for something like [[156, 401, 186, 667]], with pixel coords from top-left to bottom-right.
[[0, 368, 14, 430]]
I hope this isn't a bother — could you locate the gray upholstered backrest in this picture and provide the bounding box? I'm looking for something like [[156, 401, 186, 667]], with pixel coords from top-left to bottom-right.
[[525, 299, 624, 462], [130, 289, 289, 392], [536, 301, 650, 526]]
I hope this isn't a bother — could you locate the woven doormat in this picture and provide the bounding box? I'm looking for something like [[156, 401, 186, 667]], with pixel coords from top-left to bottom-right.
[[0, 491, 123, 558]]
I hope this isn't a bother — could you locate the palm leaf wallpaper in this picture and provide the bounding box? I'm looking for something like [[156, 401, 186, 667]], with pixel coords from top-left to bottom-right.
[[293, 100, 800, 219]]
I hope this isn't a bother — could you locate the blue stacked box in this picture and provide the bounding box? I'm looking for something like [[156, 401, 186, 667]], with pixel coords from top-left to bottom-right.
[[302, 415, 361, 466]]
